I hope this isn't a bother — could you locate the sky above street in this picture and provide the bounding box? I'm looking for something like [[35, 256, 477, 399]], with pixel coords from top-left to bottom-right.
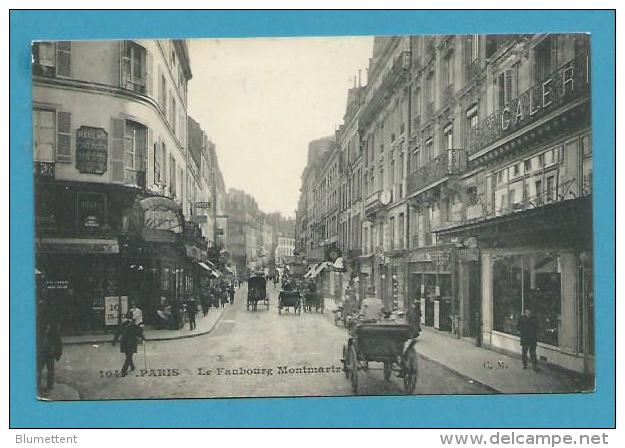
[[187, 36, 373, 218]]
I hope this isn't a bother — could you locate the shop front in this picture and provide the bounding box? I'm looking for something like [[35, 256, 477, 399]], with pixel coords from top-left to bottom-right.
[[436, 196, 594, 374], [406, 247, 454, 332]]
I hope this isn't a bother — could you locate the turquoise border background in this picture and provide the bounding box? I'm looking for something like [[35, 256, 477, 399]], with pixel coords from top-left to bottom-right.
[[9, 10, 615, 428]]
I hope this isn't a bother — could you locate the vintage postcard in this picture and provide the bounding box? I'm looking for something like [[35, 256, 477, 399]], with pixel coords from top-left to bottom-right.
[[32, 33, 594, 401]]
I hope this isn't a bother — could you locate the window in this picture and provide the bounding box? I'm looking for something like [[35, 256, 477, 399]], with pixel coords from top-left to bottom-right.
[[513, 164, 520, 177], [425, 138, 433, 164], [154, 141, 161, 184], [443, 125, 453, 150], [546, 176, 555, 202], [389, 217, 395, 249], [443, 53, 454, 88], [124, 120, 146, 173], [32, 41, 71, 78], [122, 41, 146, 93], [33, 108, 71, 163], [492, 253, 561, 346], [170, 156, 177, 197], [465, 106, 478, 148], [533, 36, 555, 83], [497, 69, 514, 109], [170, 95, 177, 135], [398, 213, 405, 248], [32, 108, 56, 162], [524, 159, 532, 172], [159, 74, 167, 115], [162, 143, 167, 187]]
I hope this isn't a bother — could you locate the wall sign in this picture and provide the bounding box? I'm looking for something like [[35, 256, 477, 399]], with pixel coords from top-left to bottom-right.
[[77, 192, 107, 230], [76, 126, 108, 174]]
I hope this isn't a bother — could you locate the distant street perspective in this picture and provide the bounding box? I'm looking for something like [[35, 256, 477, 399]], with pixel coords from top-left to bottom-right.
[[34, 34, 594, 400]]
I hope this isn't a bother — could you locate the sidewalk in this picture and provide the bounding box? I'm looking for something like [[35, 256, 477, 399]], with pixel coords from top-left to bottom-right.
[[37, 383, 80, 401], [323, 299, 591, 394], [62, 305, 229, 345]]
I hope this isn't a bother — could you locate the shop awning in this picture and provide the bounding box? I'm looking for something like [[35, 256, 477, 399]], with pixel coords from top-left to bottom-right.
[[309, 261, 332, 279], [304, 264, 318, 279], [198, 262, 221, 278]]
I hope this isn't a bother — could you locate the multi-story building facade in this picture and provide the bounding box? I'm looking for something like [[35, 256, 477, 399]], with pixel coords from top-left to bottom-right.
[[33, 39, 201, 331], [275, 235, 295, 266], [298, 33, 592, 375], [225, 188, 264, 277]]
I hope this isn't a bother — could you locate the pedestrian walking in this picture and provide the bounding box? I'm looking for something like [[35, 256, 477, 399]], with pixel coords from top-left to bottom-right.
[[406, 299, 422, 339], [37, 319, 62, 392], [129, 300, 143, 328], [112, 311, 144, 377], [229, 283, 235, 304], [187, 298, 197, 330], [517, 308, 539, 371]]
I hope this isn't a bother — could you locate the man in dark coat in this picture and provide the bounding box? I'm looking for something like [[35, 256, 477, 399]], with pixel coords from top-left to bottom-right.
[[517, 308, 539, 370], [113, 311, 144, 376], [37, 319, 62, 392], [228, 283, 235, 304], [187, 298, 197, 330], [406, 299, 422, 339]]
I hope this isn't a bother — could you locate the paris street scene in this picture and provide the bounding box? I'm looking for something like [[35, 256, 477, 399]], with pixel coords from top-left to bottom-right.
[[33, 34, 594, 400]]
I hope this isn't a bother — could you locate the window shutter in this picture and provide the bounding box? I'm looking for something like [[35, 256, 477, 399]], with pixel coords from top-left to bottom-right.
[[56, 42, 71, 77], [162, 144, 167, 187], [146, 50, 153, 97], [110, 117, 125, 182], [505, 69, 513, 102], [56, 111, 72, 161], [146, 127, 153, 174]]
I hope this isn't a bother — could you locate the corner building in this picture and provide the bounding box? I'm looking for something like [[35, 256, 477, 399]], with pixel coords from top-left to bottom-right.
[[33, 39, 200, 332]]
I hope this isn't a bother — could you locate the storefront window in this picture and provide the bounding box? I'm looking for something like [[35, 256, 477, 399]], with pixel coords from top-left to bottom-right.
[[493, 252, 561, 346]]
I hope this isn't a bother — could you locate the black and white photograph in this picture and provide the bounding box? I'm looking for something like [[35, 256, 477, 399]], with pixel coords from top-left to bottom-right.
[[32, 33, 594, 401]]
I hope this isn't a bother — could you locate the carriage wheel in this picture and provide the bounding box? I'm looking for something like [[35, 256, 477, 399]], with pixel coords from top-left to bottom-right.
[[383, 361, 392, 381], [403, 353, 418, 395], [348, 345, 359, 394]]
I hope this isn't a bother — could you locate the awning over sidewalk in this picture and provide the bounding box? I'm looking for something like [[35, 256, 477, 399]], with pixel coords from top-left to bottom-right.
[[309, 261, 332, 279], [304, 264, 319, 279], [198, 261, 221, 278]]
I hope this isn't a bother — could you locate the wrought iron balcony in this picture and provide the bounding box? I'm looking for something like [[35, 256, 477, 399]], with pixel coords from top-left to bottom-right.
[[469, 52, 590, 156], [34, 161, 55, 178], [364, 190, 382, 215], [406, 149, 466, 195]]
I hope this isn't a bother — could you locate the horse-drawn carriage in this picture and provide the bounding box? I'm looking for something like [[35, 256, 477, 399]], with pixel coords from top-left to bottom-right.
[[302, 282, 324, 313], [342, 298, 419, 395], [247, 274, 268, 311], [278, 281, 302, 315]]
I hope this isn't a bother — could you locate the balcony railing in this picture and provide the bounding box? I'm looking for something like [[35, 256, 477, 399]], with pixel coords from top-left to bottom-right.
[[34, 161, 55, 178], [364, 190, 382, 215], [407, 149, 466, 194], [469, 52, 590, 156]]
